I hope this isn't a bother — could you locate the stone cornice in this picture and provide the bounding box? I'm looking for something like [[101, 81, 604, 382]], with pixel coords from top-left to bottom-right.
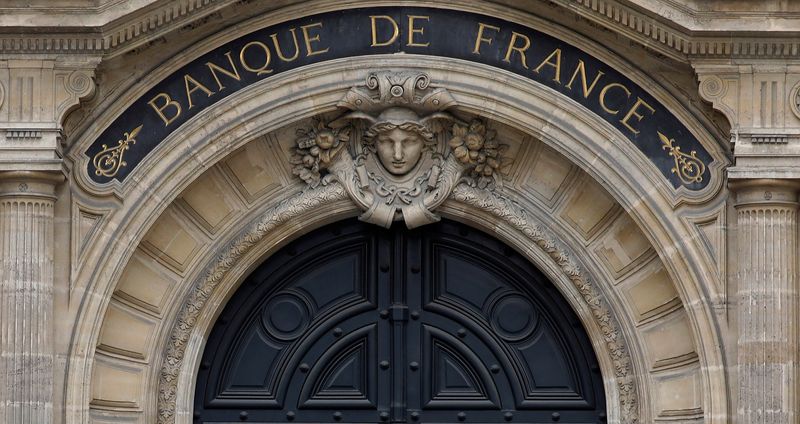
[[553, 0, 800, 61], [0, 0, 799, 61], [0, 0, 230, 56]]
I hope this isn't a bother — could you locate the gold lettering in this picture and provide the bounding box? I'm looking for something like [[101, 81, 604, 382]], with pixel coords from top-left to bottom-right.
[[598, 83, 631, 115], [565, 60, 604, 98], [205, 51, 241, 91], [620, 97, 656, 135], [270, 28, 301, 62], [184, 74, 214, 109], [300, 22, 329, 56], [148, 93, 182, 126], [533, 48, 562, 83], [239, 41, 273, 76], [503, 32, 531, 69], [407, 15, 430, 47], [472, 22, 500, 55], [370, 15, 399, 47]]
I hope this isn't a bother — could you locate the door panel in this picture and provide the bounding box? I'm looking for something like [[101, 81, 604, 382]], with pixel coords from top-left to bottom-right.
[[194, 219, 606, 423]]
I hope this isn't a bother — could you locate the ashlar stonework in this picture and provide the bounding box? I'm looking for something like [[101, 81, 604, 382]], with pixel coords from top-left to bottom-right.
[[1, 1, 799, 424]]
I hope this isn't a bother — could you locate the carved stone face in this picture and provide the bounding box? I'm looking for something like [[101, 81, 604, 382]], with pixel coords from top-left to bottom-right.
[[375, 127, 424, 175]]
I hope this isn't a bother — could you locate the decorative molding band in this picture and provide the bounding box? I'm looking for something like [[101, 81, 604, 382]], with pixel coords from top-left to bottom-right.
[[0, 0, 796, 61], [750, 134, 789, 144], [560, 0, 800, 60], [448, 185, 640, 424], [155, 183, 640, 423], [0, 0, 224, 54], [157, 183, 349, 424], [4, 130, 43, 141]]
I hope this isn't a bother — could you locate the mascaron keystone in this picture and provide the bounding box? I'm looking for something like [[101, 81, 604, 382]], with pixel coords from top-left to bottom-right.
[[289, 71, 508, 228]]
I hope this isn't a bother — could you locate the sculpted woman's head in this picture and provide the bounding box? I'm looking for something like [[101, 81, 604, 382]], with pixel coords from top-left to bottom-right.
[[364, 107, 435, 175]]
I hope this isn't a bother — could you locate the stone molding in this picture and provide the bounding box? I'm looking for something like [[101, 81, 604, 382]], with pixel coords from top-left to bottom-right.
[[559, 0, 800, 61], [0, 0, 226, 56], [695, 63, 800, 175], [0, 58, 99, 172], [0, 170, 64, 199], [448, 185, 639, 423], [1, 0, 798, 62], [155, 182, 640, 424], [64, 60, 726, 424], [157, 183, 350, 424], [69, 56, 726, 208]]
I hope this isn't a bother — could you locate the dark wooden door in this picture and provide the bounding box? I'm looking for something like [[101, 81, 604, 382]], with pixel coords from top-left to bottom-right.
[[194, 219, 606, 423]]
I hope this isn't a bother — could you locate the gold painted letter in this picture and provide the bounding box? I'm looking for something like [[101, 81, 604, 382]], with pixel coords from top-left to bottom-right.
[[503, 32, 531, 69], [370, 15, 399, 47], [533, 48, 562, 83], [407, 15, 430, 47], [300, 22, 329, 56], [620, 97, 656, 135], [472, 22, 500, 55], [206, 51, 241, 91], [565, 60, 604, 98], [239, 41, 273, 76], [270, 28, 301, 62], [148, 93, 182, 126], [184, 74, 214, 109], [598, 83, 631, 115]]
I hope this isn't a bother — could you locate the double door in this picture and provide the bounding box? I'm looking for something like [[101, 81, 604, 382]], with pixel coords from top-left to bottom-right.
[[194, 219, 606, 423]]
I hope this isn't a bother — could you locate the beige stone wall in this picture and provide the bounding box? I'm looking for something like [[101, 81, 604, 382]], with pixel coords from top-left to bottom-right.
[[0, 1, 799, 424], [59, 53, 728, 423], [78, 117, 715, 423]]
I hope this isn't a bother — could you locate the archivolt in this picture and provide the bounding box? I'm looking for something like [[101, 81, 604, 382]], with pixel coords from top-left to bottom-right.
[[68, 56, 725, 424], [156, 182, 640, 424]]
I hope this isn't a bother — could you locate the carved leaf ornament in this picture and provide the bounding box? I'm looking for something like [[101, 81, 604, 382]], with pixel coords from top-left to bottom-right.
[[156, 71, 640, 424], [288, 71, 510, 228]]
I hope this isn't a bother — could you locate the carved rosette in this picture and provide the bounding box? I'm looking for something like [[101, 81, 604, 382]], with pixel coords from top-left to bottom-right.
[[288, 71, 508, 229], [449, 119, 506, 189], [289, 119, 350, 188]]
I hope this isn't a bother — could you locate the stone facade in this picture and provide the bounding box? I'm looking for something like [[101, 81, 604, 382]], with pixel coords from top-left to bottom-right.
[[0, 1, 798, 423]]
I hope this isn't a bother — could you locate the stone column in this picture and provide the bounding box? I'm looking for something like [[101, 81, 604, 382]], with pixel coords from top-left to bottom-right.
[[0, 171, 62, 424], [732, 179, 799, 424]]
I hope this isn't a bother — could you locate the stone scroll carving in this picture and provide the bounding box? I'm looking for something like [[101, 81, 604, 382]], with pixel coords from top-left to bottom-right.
[[289, 71, 507, 229], [156, 71, 640, 424], [156, 183, 641, 424]]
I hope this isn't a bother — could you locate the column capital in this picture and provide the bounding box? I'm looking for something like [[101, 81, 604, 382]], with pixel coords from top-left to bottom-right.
[[0, 170, 64, 200], [0, 56, 99, 173], [729, 178, 800, 207]]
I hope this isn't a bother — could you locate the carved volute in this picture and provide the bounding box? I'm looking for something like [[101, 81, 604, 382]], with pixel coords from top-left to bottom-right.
[[289, 71, 507, 228]]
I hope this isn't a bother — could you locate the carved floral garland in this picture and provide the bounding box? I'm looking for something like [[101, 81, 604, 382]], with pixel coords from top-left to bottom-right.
[[157, 184, 349, 424], [449, 185, 639, 423], [156, 183, 639, 424]]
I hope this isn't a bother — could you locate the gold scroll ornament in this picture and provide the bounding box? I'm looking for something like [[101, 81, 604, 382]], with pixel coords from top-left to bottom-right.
[[658, 131, 706, 185], [92, 125, 143, 178]]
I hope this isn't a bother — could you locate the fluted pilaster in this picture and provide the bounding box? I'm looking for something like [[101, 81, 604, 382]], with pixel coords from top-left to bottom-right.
[[0, 171, 61, 424], [733, 179, 800, 424]]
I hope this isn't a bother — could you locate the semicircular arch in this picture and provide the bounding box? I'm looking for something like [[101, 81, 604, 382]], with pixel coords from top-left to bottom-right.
[[65, 15, 729, 424]]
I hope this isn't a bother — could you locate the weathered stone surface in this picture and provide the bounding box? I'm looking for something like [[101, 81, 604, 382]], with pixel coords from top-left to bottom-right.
[[1, 2, 800, 424], [0, 171, 61, 424]]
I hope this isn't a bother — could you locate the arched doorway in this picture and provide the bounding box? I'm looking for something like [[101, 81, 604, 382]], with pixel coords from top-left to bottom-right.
[[194, 219, 606, 423]]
